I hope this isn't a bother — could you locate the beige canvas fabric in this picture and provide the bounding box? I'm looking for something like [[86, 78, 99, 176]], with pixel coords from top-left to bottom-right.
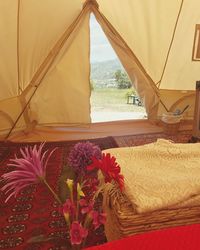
[[98, 0, 182, 85], [0, 0, 83, 100], [0, 0, 199, 137], [26, 12, 91, 126], [158, 89, 196, 119], [160, 0, 200, 90], [0, 97, 26, 133], [0, 1, 91, 138], [0, 1, 18, 99], [99, 0, 200, 90]]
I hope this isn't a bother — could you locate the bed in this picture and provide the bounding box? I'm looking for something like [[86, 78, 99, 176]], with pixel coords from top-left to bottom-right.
[[101, 139, 200, 241]]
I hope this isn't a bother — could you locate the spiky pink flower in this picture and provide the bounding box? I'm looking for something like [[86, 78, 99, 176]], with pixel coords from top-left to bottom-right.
[[70, 221, 88, 245], [1, 143, 57, 202]]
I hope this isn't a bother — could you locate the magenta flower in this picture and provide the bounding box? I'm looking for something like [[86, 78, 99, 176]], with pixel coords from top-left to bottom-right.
[[70, 221, 88, 245], [67, 142, 102, 174], [91, 211, 106, 230], [63, 199, 76, 217], [62, 199, 76, 224], [84, 177, 99, 193], [1, 143, 57, 202], [79, 198, 94, 214]]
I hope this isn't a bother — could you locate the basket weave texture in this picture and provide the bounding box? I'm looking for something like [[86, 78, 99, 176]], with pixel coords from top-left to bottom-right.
[[162, 121, 180, 135], [161, 112, 182, 135], [104, 191, 200, 242]]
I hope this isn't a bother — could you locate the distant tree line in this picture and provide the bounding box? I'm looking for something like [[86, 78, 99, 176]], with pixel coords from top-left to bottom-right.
[[114, 70, 132, 89], [90, 69, 132, 90]]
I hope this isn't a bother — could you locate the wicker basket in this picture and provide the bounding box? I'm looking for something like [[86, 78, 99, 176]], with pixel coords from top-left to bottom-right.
[[162, 121, 180, 135], [161, 112, 182, 135]]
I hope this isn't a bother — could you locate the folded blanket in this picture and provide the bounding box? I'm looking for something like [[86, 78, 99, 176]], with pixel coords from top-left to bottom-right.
[[103, 139, 200, 213]]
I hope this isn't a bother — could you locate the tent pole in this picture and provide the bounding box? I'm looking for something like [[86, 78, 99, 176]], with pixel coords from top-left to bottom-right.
[[4, 88, 39, 140], [17, 0, 22, 95]]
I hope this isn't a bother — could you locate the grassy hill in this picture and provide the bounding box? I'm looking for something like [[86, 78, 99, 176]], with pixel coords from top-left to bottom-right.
[[91, 59, 124, 81]]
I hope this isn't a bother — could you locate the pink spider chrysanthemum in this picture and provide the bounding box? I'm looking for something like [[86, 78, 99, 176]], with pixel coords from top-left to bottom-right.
[[1, 143, 57, 202]]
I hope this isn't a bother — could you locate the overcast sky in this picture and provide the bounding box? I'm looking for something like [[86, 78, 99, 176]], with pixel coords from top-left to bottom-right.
[[90, 14, 117, 63]]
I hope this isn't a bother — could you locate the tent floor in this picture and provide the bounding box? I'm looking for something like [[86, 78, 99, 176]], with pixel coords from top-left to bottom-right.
[[2, 119, 193, 142]]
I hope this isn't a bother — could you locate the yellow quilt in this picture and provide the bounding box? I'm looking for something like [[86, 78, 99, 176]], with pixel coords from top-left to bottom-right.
[[103, 139, 200, 213]]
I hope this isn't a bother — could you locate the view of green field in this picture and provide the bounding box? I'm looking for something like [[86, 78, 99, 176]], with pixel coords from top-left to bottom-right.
[[90, 15, 146, 122], [90, 88, 147, 122], [90, 88, 143, 112]]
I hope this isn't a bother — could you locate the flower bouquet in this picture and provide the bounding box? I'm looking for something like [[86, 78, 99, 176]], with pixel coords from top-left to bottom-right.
[[1, 142, 124, 249]]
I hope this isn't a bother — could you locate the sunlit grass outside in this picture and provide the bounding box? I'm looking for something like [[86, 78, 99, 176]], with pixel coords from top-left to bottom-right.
[[90, 88, 146, 113]]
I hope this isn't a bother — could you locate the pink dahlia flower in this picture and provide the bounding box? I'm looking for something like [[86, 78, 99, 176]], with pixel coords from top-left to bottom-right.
[[1, 143, 56, 202], [70, 221, 88, 245]]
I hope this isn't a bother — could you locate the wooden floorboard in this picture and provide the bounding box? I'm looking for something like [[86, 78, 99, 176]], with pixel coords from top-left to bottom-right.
[[1, 119, 193, 142]]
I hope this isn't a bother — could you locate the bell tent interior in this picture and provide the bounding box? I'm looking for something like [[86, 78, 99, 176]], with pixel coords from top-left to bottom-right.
[[0, 0, 199, 141], [1, 1, 200, 249]]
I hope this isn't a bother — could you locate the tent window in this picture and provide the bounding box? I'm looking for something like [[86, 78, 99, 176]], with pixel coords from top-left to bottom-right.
[[89, 14, 147, 122], [192, 24, 200, 61]]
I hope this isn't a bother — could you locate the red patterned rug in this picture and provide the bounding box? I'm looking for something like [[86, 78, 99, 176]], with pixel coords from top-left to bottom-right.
[[0, 131, 193, 249], [114, 130, 192, 147], [0, 137, 118, 250]]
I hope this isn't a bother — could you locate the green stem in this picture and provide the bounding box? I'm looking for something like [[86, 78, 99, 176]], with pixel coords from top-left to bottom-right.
[[76, 198, 79, 221], [93, 186, 102, 200], [82, 215, 92, 248], [43, 178, 62, 205], [70, 188, 74, 204]]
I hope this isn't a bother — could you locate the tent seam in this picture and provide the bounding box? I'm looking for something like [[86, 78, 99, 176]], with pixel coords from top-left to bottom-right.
[[157, 0, 184, 89], [17, 0, 22, 94]]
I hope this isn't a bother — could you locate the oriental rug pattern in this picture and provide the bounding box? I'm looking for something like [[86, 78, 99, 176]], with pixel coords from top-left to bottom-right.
[[114, 130, 192, 147], [0, 137, 117, 250], [0, 131, 193, 249]]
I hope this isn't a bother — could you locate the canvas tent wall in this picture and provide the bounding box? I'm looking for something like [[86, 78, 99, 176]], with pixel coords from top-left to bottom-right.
[[0, 0, 199, 139]]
